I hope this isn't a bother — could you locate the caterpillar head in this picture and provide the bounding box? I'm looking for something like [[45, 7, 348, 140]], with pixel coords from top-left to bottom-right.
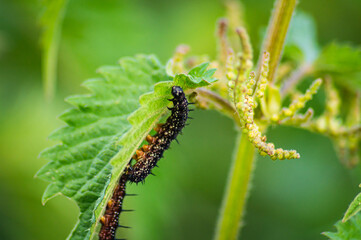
[[171, 86, 184, 98]]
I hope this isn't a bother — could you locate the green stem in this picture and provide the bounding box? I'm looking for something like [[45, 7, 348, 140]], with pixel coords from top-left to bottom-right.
[[256, 0, 298, 84], [41, 0, 69, 101], [214, 1, 297, 238], [195, 88, 241, 126], [215, 133, 256, 240]]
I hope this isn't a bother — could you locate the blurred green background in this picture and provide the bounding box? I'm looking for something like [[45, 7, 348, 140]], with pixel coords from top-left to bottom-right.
[[1, 0, 361, 239]]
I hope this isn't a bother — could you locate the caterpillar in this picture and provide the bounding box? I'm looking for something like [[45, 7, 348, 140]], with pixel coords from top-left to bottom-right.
[[99, 172, 130, 240], [127, 86, 189, 183], [99, 86, 189, 239]]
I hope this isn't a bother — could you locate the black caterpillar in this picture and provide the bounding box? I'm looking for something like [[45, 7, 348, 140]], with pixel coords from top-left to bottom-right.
[[99, 172, 131, 240], [99, 86, 189, 239], [127, 86, 189, 183]]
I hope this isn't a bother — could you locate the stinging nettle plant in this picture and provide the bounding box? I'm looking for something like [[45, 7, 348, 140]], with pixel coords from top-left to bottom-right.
[[37, 0, 361, 239]]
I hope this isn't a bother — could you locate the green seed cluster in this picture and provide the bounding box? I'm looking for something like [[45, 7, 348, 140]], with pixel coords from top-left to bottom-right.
[[226, 27, 254, 105], [235, 59, 300, 160], [273, 78, 322, 122], [236, 27, 253, 71], [209, 22, 321, 161], [282, 108, 314, 126], [309, 81, 360, 167], [255, 52, 270, 98]]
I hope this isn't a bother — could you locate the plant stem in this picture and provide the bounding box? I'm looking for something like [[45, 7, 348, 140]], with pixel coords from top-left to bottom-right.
[[195, 88, 241, 126], [214, 1, 297, 239], [256, 0, 298, 84], [41, 0, 69, 101], [215, 133, 256, 240]]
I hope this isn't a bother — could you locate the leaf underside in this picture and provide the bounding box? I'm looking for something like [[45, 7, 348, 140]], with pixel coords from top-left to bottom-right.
[[36, 55, 216, 240]]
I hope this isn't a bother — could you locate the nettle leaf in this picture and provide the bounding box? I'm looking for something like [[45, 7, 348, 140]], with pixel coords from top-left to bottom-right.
[[314, 43, 361, 90], [39, 0, 69, 99], [174, 62, 217, 88], [284, 12, 319, 63], [36, 56, 216, 240], [343, 191, 361, 223], [323, 212, 361, 240]]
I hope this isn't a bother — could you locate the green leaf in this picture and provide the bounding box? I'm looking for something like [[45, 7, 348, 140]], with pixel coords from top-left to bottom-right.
[[323, 212, 361, 240], [174, 62, 217, 88], [37, 55, 169, 240], [284, 12, 319, 63], [315, 43, 361, 73], [343, 191, 361, 223], [36, 57, 216, 240], [39, 0, 69, 100], [314, 43, 361, 91]]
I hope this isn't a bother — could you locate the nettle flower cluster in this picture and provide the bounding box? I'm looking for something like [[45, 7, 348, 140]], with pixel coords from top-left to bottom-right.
[[222, 26, 310, 160], [167, 18, 360, 164]]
